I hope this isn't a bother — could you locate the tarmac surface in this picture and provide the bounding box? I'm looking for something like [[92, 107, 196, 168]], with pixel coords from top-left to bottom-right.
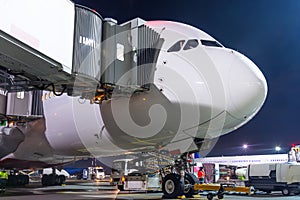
[[1, 180, 300, 200]]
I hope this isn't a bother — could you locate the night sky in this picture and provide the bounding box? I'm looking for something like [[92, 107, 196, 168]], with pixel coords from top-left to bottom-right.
[[72, 0, 300, 156]]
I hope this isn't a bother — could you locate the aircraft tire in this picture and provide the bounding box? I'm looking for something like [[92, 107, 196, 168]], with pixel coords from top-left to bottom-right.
[[42, 174, 56, 186], [184, 173, 200, 198], [59, 175, 66, 185], [41, 174, 49, 186], [162, 173, 184, 199]]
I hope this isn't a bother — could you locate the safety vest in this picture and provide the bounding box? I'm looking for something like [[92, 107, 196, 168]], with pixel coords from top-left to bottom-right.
[[198, 170, 205, 178], [0, 171, 8, 180]]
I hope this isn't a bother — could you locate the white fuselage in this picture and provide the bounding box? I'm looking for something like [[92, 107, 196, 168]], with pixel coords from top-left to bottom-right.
[[0, 21, 267, 168]]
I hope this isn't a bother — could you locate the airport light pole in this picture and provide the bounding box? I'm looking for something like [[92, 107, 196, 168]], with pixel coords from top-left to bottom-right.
[[242, 144, 248, 155], [275, 146, 281, 152]]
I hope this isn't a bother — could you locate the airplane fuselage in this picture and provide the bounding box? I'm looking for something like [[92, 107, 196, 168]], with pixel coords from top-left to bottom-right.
[[0, 1, 267, 169]]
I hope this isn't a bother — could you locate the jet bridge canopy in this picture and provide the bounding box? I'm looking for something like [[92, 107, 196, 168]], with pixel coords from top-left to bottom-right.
[[0, 0, 163, 100]]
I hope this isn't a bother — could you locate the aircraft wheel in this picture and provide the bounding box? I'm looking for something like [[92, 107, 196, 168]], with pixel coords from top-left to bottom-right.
[[24, 175, 29, 185], [184, 173, 200, 197], [59, 175, 66, 185], [41, 174, 49, 186], [7, 176, 16, 186], [42, 174, 56, 186], [162, 173, 184, 199], [17, 175, 27, 185]]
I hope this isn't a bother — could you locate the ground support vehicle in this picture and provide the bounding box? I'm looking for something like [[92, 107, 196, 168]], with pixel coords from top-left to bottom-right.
[[6, 170, 29, 187], [89, 166, 105, 180], [194, 183, 253, 200], [122, 172, 147, 191], [146, 173, 161, 191], [42, 168, 68, 186], [244, 163, 300, 195], [110, 158, 140, 190], [111, 152, 172, 191], [121, 172, 162, 191]]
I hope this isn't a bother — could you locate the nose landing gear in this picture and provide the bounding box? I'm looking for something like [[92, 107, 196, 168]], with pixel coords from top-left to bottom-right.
[[160, 153, 199, 199]]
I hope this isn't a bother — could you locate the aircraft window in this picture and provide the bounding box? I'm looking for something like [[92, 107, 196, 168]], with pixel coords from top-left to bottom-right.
[[167, 40, 185, 52], [201, 40, 223, 47], [183, 39, 199, 50]]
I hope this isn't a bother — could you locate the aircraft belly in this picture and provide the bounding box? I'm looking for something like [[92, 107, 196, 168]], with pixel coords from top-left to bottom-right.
[[43, 94, 88, 156], [0, 118, 56, 165], [43, 93, 136, 157], [100, 85, 181, 151]]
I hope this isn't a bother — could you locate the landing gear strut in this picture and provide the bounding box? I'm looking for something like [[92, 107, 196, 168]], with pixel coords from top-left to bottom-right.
[[7, 170, 29, 187], [41, 168, 66, 186], [161, 153, 199, 199]]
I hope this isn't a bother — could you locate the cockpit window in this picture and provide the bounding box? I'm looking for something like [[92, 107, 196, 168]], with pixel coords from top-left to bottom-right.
[[183, 39, 199, 50], [201, 40, 222, 47], [167, 40, 185, 52]]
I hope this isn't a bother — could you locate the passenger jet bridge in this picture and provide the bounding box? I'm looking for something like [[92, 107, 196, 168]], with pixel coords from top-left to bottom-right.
[[0, 0, 163, 123]]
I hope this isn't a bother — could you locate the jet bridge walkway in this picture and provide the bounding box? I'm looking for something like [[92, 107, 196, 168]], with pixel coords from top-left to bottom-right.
[[0, 0, 163, 122], [0, 0, 163, 161], [0, 0, 163, 98]]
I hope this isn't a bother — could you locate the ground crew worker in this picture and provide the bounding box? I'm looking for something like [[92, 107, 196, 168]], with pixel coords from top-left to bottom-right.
[[0, 169, 8, 193], [237, 173, 245, 181], [198, 167, 205, 184]]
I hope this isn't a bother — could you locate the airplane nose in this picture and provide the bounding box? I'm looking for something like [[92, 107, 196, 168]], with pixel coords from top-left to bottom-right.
[[228, 51, 268, 120]]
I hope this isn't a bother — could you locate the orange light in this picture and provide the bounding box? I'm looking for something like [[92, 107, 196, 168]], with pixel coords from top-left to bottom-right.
[[121, 176, 125, 182], [8, 121, 14, 127]]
